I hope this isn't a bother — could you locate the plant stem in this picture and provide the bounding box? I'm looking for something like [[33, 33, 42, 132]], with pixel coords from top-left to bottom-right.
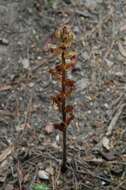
[[61, 51, 67, 172]]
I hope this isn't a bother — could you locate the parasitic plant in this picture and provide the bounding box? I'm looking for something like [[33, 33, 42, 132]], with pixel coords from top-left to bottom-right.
[[47, 25, 77, 172]]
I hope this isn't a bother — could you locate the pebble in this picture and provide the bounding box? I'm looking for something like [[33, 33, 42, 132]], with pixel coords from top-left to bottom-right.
[[38, 170, 49, 180], [56, 134, 60, 143], [17, 41, 22, 45], [28, 82, 34, 87], [0, 38, 9, 45], [87, 110, 91, 114], [73, 26, 80, 34], [21, 58, 30, 69], [104, 103, 109, 108], [37, 56, 42, 60], [102, 137, 110, 150]]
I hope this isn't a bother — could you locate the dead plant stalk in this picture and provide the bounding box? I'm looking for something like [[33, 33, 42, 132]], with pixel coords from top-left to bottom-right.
[[47, 25, 77, 172]]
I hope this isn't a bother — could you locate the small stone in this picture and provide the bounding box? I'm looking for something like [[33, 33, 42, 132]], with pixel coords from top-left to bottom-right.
[[56, 134, 60, 143], [28, 82, 34, 87], [104, 103, 109, 109], [38, 170, 49, 180], [37, 56, 42, 60], [17, 41, 22, 45], [73, 26, 80, 34], [115, 72, 124, 77], [102, 137, 110, 150], [87, 110, 91, 114], [90, 102, 94, 106], [0, 38, 9, 45], [32, 29, 36, 35], [101, 181, 106, 186], [22, 58, 30, 69], [27, 8, 32, 14]]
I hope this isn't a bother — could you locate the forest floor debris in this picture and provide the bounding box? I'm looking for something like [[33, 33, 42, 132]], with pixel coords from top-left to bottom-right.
[[0, 0, 126, 189]]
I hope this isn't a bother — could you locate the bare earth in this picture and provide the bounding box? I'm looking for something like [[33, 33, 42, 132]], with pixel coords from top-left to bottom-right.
[[0, 0, 126, 189]]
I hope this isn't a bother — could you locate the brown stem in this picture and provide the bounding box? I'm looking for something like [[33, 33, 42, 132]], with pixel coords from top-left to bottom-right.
[[61, 51, 67, 173]]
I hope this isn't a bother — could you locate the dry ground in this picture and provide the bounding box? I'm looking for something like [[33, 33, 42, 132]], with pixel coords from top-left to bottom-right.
[[0, 0, 126, 189]]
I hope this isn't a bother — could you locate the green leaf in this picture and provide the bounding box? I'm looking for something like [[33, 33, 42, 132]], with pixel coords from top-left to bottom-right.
[[32, 183, 49, 190]]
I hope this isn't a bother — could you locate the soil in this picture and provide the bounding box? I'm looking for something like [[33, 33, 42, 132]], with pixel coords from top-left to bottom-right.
[[0, 0, 126, 189]]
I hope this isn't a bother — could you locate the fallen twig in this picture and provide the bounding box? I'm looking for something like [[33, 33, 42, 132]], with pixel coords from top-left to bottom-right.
[[0, 84, 12, 92], [106, 103, 126, 136], [0, 110, 15, 118]]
